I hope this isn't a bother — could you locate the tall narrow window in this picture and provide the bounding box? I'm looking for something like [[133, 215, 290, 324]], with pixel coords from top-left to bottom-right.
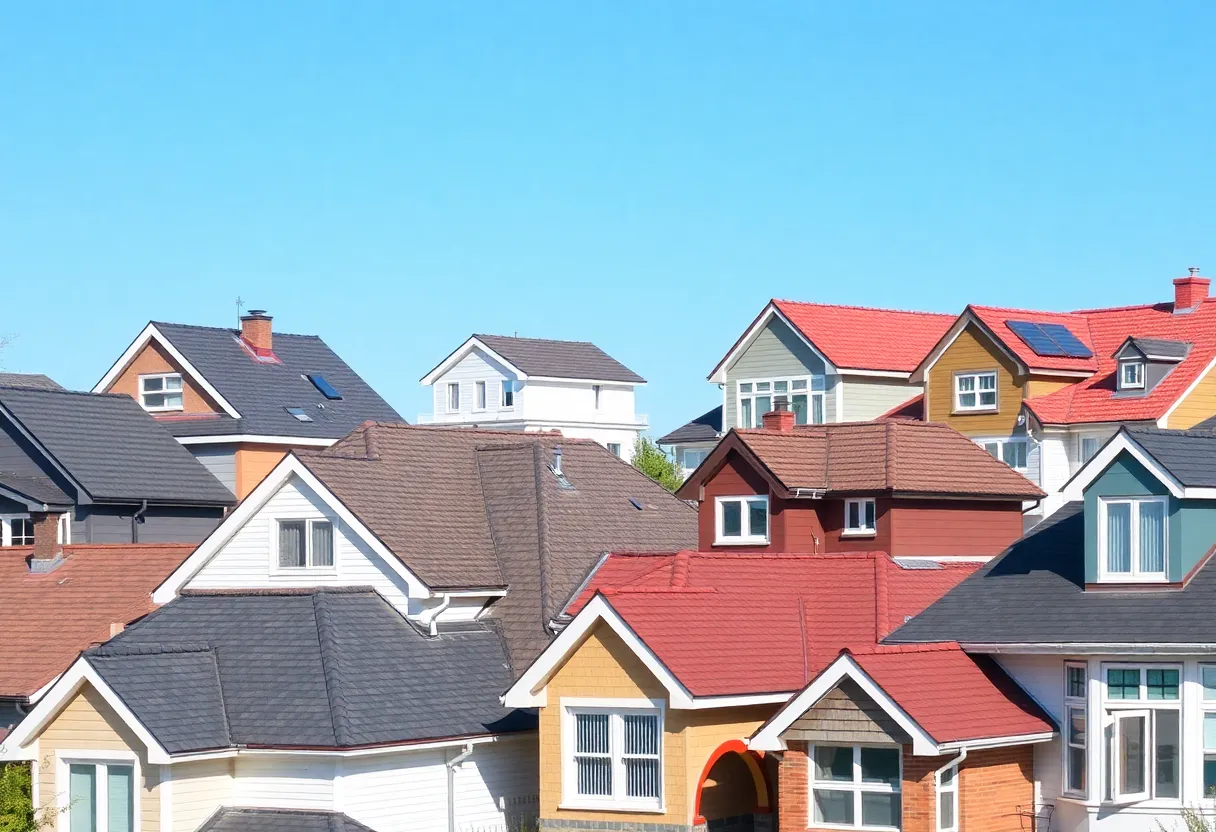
[[475, 381, 487, 410], [501, 379, 516, 408], [937, 765, 958, 832], [593, 385, 602, 410], [446, 382, 460, 412], [139, 373, 184, 411], [1064, 663, 1087, 796], [1100, 498, 1167, 581]]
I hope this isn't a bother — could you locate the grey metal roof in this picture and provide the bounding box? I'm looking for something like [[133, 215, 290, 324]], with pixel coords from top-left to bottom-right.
[[0, 472, 72, 508], [198, 808, 376, 832], [657, 406, 722, 445], [1125, 427, 1216, 487], [471, 334, 645, 383], [1118, 337, 1191, 361], [0, 386, 234, 505], [0, 374, 61, 391], [87, 588, 531, 753], [887, 503, 1216, 646], [152, 322, 403, 440]]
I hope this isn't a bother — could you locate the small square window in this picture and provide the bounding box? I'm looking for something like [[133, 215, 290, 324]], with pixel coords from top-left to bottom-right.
[[1121, 361, 1145, 390], [1107, 668, 1141, 700], [501, 380, 516, 408], [716, 497, 768, 544], [607, 443, 622, 458], [1067, 665, 1086, 699], [139, 373, 184, 411], [844, 499, 877, 535], [1146, 669, 1179, 700]]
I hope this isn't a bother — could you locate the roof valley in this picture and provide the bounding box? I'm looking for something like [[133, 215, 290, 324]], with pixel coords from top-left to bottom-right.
[[312, 592, 354, 746]]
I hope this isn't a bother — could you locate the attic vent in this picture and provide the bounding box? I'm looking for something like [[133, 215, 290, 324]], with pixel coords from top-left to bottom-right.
[[308, 374, 343, 400], [286, 407, 314, 423], [629, 497, 644, 511]]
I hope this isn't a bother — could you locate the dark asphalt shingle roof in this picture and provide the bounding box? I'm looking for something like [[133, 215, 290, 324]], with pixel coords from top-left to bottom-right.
[[0, 386, 234, 505], [887, 503, 1216, 645], [0, 374, 61, 391], [198, 808, 376, 832], [0, 472, 71, 507], [658, 406, 722, 445], [1124, 427, 1216, 487], [152, 322, 403, 440], [471, 334, 645, 383], [87, 588, 530, 753]]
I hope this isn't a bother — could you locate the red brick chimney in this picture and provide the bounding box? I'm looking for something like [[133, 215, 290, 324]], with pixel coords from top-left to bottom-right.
[[762, 398, 796, 433], [240, 309, 273, 352], [1174, 268, 1210, 313], [28, 511, 63, 571]]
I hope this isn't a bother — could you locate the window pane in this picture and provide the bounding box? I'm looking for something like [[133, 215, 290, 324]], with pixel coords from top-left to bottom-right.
[[1106, 503, 1132, 573], [476, 382, 486, 409], [957, 376, 975, 392], [958, 391, 976, 408], [165, 375, 183, 391], [108, 765, 134, 832], [979, 374, 997, 391], [983, 442, 1000, 459], [1139, 502, 1165, 574], [741, 399, 753, 429], [721, 502, 742, 537], [739, 383, 753, 394], [278, 521, 305, 568], [860, 747, 900, 786], [940, 767, 954, 787], [813, 746, 853, 782], [811, 376, 826, 392], [1068, 745, 1086, 792], [1206, 755, 1216, 799], [756, 382, 770, 392], [979, 390, 997, 407], [861, 793, 901, 828], [812, 789, 854, 825], [1107, 668, 1139, 700], [774, 381, 788, 393], [1002, 441, 1027, 469], [501, 381, 515, 407], [748, 501, 768, 539], [577, 759, 612, 796], [143, 377, 164, 392], [939, 790, 955, 831], [791, 394, 808, 425], [1082, 437, 1100, 462], [792, 380, 808, 391], [69, 764, 96, 832], [1204, 667, 1216, 700], [1119, 714, 1146, 795], [448, 384, 460, 410], [164, 393, 183, 409], [1068, 707, 1086, 747], [144, 393, 166, 408], [311, 521, 334, 568], [812, 395, 824, 424], [575, 714, 609, 754], [1206, 713, 1216, 751], [625, 759, 660, 799], [1155, 710, 1180, 799], [755, 396, 771, 418], [1068, 666, 1086, 698], [848, 501, 861, 529], [1146, 669, 1179, 701], [864, 500, 876, 530], [623, 714, 659, 755]]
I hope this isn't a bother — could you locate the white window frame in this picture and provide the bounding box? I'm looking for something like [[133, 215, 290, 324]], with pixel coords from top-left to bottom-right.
[[1121, 360, 1145, 390], [560, 698, 665, 813], [843, 498, 877, 537], [1063, 662, 1088, 798], [936, 764, 958, 832], [501, 379, 516, 409], [446, 382, 461, 413], [55, 750, 141, 832], [474, 380, 487, 411], [736, 376, 825, 429], [714, 496, 769, 545], [270, 517, 337, 573], [1097, 496, 1168, 582], [606, 443, 622, 458], [1080, 436, 1102, 465], [138, 372, 184, 412], [0, 514, 33, 547], [953, 371, 998, 413], [809, 744, 902, 831], [1200, 665, 1216, 800], [1100, 663, 1182, 806], [681, 448, 710, 471], [975, 436, 1029, 472], [593, 384, 602, 410]]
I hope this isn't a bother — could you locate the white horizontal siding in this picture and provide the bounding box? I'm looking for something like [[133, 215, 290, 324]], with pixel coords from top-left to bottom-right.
[[172, 759, 234, 832], [454, 740, 539, 832], [184, 475, 416, 615], [342, 750, 449, 832], [233, 758, 336, 811], [431, 350, 517, 420]]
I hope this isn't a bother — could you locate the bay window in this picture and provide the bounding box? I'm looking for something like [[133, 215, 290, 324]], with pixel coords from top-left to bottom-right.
[[738, 377, 825, 428], [1099, 497, 1167, 581], [811, 745, 901, 830], [566, 706, 662, 810], [1064, 663, 1087, 796], [1102, 665, 1180, 803], [62, 760, 136, 832], [954, 371, 997, 412], [715, 496, 769, 545]]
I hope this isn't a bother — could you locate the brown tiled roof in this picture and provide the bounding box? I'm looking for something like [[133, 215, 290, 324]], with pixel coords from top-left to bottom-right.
[[0, 544, 194, 701], [682, 422, 1043, 500], [297, 424, 697, 671]]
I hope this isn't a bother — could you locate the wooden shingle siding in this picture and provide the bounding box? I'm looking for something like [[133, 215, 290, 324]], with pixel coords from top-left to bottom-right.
[[925, 324, 1023, 436], [781, 680, 909, 745], [1166, 360, 1216, 428], [838, 379, 921, 422], [724, 319, 829, 430]]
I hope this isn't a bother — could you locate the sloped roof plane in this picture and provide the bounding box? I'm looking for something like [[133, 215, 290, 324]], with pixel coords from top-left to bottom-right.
[[421, 334, 645, 385]]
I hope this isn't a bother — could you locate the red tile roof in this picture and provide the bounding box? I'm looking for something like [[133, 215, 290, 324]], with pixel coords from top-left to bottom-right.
[[772, 300, 955, 373], [0, 544, 193, 700], [567, 551, 1050, 743]]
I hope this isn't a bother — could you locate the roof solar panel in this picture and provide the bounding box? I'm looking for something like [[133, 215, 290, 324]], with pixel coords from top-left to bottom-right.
[[1006, 320, 1068, 357], [1037, 323, 1093, 358], [308, 374, 343, 400]]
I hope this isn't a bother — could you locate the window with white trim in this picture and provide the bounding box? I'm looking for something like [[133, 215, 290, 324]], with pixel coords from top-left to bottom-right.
[[953, 371, 997, 412], [567, 708, 662, 810], [139, 373, 183, 411], [1201, 665, 1216, 797], [1102, 664, 1180, 803], [737, 378, 825, 428], [715, 496, 769, 544], [977, 437, 1028, 471], [475, 381, 487, 410], [811, 745, 901, 830], [937, 764, 958, 832], [594, 385, 602, 410], [607, 443, 622, 458], [3, 516, 33, 546], [276, 519, 335, 569], [501, 379, 516, 408], [1081, 436, 1101, 464], [446, 382, 460, 412], [65, 760, 136, 832], [1098, 497, 1167, 581], [681, 448, 709, 470], [1064, 662, 1087, 796], [844, 498, 877, 536], [1120, 360, 1145, 390]]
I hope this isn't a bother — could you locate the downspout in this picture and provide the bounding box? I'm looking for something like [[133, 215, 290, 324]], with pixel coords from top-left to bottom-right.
[[131, 499, 148, 543], [423, 593, 452, 636], [934, 747, 967, 822], [446, 742, 475, 832]]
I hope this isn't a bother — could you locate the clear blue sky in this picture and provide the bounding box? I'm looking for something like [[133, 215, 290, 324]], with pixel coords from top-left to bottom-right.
[[4, 2, 1216, 436]]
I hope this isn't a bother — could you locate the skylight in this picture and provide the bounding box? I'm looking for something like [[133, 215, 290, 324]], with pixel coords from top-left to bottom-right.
[[286, 407, 314, 422], [308, 374, 342, 400], [1006, 320, 1094, 359]]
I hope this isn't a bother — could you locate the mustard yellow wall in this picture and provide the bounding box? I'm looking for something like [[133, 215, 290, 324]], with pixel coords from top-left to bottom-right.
[[538, 623, 775, 825], [234, 445, 289, 499], [1024, 377, 1076, 399], [35, 685, 160, 832], [1165, 361, 1216, 429], [925, 324, 1024, 436]]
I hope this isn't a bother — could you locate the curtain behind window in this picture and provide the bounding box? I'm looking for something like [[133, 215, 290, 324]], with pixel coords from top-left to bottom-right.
[[311, 522, 334, 568], [1106, 503, 1131, 573], [279, 521, 305, 568], [1139, 502, 1165, 573]]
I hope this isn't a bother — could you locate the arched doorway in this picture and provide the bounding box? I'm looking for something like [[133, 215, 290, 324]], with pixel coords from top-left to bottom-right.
[[694, 740, 774, 832]]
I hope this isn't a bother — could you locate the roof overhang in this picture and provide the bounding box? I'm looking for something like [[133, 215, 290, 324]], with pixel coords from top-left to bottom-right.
[[420, 336, 528, 386], [174, 434, 336, 447], [675, 430, 792, 501], [963, 642, 1216, 655], [0, 657, 172, 764], [0, 401, 90, 503], [911, 309, 1029, 384], [502, 593, 793, 711], [92, 323, 242, 419], [708, 303, 840, 384], [1057, 428, 1203, 503], [0, 482, 71, 512], [152, 454, 432, 604]]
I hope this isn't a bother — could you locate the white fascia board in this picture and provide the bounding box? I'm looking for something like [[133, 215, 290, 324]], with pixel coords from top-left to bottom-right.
[[937, 731, 1056, 752], [748, 654, 938, 755], [420, 337, 527, 386], [708, 304, 839, 384], [166, 734, 505, 764], [0, 659, 172, 764], [152, 454, 431, 604], [503, 594, 696, 710], [963, 642, 1216, 655], [525, 376, 647, 387], [1159, 352, 1216, 428], [836, 369, 912, 380], [175, 434, 336, 447], [92, 323, 242, 419], [1057, 430, 1184, 504]]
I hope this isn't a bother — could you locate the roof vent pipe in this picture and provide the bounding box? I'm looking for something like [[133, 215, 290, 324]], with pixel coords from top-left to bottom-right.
[[553, 446, 563, 476]]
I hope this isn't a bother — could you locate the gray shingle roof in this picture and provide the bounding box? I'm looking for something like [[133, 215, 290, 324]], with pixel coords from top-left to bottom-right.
[[887, 503, 1216, 646], [0, 374, 61, 391], [198, 808, 376, 832], [1120, 337, 1191, 361], [657, 406, 722, 445], [471, 334, 645, 383], [0, 386, 234, 505], [0, 472, 71, 508], [297, 425, 697, 671], [87, 588, 529, 753], [151, 322, 403, 440], [1125, 427, 1216, 487]]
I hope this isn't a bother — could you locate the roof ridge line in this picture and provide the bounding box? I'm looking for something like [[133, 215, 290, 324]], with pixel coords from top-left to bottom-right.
[[312, 593, 354, 746], [772, 298, 955, 318]]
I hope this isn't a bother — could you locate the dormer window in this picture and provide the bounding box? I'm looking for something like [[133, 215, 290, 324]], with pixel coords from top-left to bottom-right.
[[1099, 497, 1166, 581], [1120, 360, 1145, 390], [843, 498, 877, 536], [715, 496, 769, 545], [139, 373, 183, 412]]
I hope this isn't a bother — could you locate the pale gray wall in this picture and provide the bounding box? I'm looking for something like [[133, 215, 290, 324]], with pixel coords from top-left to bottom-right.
[[724, 317, 832, 430], [191, 445, 237, 495]]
